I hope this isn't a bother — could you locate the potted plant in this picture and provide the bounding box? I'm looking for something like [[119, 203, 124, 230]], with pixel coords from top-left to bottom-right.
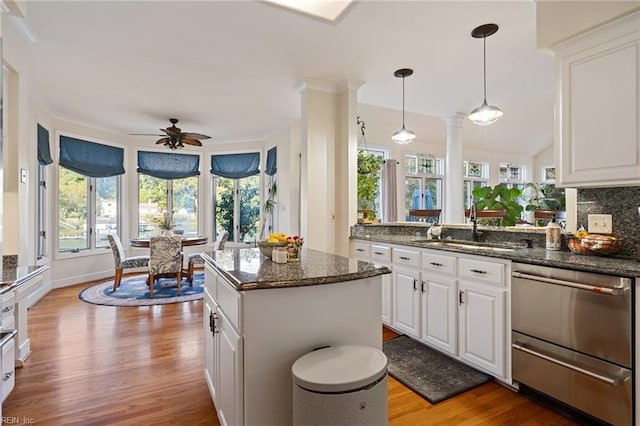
[[259, 179, 277, 240], [523, 183, 565, 211], [471, 185, 523, 226]]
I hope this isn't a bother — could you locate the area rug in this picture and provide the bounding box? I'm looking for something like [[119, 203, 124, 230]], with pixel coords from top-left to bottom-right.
[[383, 335, 492, 404], [79, 272, 204, 307]]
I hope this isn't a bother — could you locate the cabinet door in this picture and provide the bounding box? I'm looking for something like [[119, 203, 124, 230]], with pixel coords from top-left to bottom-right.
[[392, 267, 420, 338], [421, 275, 457, 356], [203, 288, 217, 404], [458, 280, 505, 377], [381, 265, 393, 325], [1, 337, 15, 402], [216, 309, 244, 426], [554, 13, 640, 187]]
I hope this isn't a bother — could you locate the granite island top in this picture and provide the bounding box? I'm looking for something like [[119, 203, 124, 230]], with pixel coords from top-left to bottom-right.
[[201, 247, 391, 291], [351, 234, 640, 277], [0, 265, 50, 294]]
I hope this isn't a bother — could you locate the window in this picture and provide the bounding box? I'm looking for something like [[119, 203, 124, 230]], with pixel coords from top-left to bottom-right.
[[358, 148, 386, 219], [404, 154, 444, 220], [498, 162, 527, 195], [37, 124, 53, 260], [57, 136, 123, 253], [211, 152, 261, 244], [463, 161, 488, 209], [541, 166, 556, 183], [137, 151, 200, 237]]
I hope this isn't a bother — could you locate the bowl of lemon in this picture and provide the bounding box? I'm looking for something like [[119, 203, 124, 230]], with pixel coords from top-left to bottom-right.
[[257, 233, 287, 258]]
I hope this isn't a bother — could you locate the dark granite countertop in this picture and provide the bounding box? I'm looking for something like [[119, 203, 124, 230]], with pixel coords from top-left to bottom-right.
[[351, 235, 640, 278], [201, 247, 391, 291], [0, 265, 50, 294]]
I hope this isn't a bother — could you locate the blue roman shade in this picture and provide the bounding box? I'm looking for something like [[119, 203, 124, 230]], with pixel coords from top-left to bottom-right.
[[137, 151, 200, 179], [265, 147, 277, 176], [59, 136, 124, 177], [210, 152, 260, 179], [37, 124, 53, 166]]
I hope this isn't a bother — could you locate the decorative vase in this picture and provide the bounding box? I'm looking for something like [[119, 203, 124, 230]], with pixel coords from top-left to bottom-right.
[[162, 229, 174, 236], [287, 246, 300, 262]]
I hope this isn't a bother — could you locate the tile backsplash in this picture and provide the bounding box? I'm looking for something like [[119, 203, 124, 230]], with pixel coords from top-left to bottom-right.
[[577, 186, 640, 259]]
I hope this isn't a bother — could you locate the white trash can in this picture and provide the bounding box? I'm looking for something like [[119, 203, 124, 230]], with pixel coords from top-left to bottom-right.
[[292, 345, 388, 426]]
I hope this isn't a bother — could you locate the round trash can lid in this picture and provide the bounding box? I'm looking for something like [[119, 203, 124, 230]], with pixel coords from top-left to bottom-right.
[[292, 345, 388, 393]]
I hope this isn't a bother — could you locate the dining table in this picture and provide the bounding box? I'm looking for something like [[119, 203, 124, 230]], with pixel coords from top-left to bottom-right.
[[129, 235, 208, 248]]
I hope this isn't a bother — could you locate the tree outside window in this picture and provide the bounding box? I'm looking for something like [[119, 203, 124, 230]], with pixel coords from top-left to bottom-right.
[[214, 175, 260, 243], [138, 175, 198, 237]]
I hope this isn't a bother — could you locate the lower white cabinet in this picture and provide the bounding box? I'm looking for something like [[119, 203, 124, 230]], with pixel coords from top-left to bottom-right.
[[215, 309, 243, 426], [350, 241, 393, 325], [421, 275, 457, 356], [458, 279, 505, 377], [392, 267, 421, 337], [1, 337, 15, 403]]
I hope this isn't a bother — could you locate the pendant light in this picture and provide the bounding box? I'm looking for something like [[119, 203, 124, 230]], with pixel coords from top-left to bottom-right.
[[391, 68, 416, 144], [468, 23, 503, 126]]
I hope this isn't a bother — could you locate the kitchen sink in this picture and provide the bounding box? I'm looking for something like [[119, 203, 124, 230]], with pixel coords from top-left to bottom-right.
[[412, 239, 527, 252]]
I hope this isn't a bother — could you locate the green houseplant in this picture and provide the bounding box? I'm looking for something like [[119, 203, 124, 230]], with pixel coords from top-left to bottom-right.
[[523, 183, 566, 212], [471, 185, 523, 226], [357, 151, 384, 214]]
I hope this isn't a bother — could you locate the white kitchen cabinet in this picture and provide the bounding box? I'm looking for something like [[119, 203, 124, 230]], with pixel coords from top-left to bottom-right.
[[420, 250, 458, 356], [371, 244, 393, 325], [350, 240, 370, 260], [553, 11, 640, 187], [458, 256, 507, 379], [1, 337, 15, 403], [203, 263, 244, 426], [392, 267, 421, 338]]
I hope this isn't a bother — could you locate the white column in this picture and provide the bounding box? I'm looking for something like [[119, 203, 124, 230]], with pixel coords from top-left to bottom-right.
[[295, 79, 361, 255], [444, 113, 466, 224]]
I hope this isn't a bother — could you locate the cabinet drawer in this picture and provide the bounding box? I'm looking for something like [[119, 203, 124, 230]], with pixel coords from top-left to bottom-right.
[[1, 291, 15, 326], [393, 248, 421, 269], [351, 241, 371, 259], [216, 277, 242, 333], [459, 258, 504, 286], [421, 251, 456, 276], [2, 337, 15, 402], [370, 245, 391, 263]]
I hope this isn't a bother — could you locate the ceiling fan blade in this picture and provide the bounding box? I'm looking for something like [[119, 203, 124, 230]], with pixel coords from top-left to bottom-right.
[[155, 137, 170, 145], [129, 133, 165, 136], [181, 138, 203, 146], [182, 132, 211, 140], [161, 127, 181, 136]]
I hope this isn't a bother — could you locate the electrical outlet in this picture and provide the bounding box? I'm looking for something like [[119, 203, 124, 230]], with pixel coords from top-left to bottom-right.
[[588, 214, 612, 234]]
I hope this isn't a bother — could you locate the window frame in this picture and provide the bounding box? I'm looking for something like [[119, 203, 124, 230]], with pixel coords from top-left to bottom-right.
[[463, 160, 489, 210], [403, 154, 445, 220]]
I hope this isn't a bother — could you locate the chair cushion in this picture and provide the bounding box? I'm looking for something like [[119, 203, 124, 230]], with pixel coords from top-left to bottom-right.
[[187, 253, 204, 265], [119, 256, 150, 269], [149, 236, 182, 275]]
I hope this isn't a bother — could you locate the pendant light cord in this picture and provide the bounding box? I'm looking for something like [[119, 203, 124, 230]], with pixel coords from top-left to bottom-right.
[[482, 36, 487, 102], [402, 76, 406, 126]]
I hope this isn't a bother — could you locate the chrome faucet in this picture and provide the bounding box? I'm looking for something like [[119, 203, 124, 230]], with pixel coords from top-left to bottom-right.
[[469, 203, 483, 242]]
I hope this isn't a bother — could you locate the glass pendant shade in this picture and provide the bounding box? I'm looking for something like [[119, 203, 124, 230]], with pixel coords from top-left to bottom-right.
[[468, 100, 503, 126], [391, 126, 416, 144]]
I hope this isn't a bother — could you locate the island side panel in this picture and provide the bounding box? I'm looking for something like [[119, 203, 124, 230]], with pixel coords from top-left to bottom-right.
[[242, 276, 383, 426]]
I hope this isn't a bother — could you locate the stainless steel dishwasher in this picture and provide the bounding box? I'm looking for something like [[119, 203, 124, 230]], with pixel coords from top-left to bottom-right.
[[511, 263, 633, 426]]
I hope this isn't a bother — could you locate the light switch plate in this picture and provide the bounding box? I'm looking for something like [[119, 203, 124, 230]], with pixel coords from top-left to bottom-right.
[[588, 214, 612, 234]]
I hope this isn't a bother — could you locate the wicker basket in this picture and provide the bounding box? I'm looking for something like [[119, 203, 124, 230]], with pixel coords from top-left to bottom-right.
[[568, 235, 623, 256]]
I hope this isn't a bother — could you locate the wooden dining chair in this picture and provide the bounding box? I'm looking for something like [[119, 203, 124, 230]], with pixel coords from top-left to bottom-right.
[[148, 236, 183, 299], [186, 231, 228, 284], [465, 208, 506, 226], [107, 234, 149, 292], [534, 210, 567, 227], [408, 209, 441, 224]]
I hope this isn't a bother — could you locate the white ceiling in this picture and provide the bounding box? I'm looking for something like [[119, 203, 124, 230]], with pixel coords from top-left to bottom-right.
[[19, 0, 556, 156]]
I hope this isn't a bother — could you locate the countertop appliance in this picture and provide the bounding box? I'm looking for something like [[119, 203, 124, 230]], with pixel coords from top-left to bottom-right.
[[511, 263, 633, 425]]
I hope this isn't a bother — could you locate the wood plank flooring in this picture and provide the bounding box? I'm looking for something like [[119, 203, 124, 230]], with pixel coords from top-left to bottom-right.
[[3, 275, 579, 425]]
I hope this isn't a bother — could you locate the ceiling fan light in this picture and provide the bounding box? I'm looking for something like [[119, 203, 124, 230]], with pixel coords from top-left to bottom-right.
[[468, 101, 503, 126], [391, 126, 416, 144]]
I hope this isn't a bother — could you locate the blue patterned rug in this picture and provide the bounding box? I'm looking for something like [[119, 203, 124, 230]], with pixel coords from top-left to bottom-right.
[[79, 272, 204, 307]]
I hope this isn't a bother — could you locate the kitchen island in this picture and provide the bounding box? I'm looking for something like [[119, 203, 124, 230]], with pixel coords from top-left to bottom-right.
[[201, 247, 390, 426]]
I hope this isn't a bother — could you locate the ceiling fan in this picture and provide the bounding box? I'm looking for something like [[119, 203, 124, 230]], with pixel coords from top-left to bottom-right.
[[130, 118, 211, 149]]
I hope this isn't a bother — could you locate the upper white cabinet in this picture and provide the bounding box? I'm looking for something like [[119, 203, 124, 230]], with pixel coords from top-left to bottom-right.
[[553, 11, 640, 187]]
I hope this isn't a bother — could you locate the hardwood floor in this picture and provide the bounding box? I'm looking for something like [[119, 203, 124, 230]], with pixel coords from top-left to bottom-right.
[[3, 276, 579, 425]]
